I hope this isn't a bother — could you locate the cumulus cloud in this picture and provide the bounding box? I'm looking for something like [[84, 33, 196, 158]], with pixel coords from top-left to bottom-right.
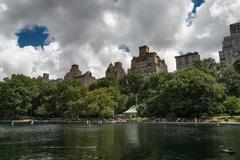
[[186, 0, 205, 27], [0, 0, 239, 80], [0, 34, 61, 80]]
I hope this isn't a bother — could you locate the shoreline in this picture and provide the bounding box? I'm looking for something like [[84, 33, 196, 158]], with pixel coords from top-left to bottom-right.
[[1, 120, 240, 125]]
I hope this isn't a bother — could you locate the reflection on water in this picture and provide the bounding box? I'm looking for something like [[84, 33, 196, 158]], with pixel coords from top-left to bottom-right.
[[125, 124, 139, 146], [0, 123, 240, 160]]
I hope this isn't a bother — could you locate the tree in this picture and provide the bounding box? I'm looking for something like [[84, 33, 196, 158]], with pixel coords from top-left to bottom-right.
[[82, 87, 127, 118], [89, 77, 119, 90], [218, 66, 240, 97], [145, 68, 226, 119], [178, 69, 225, 118], [0, 74, 41, 119], [139, 73, 175, 117], [0, 82, 21, 119], [233, 59, 240, 74], [194, 58, 221, 76], [55, 80, 87, 118], [34, 80, 87, 119], [223, 96, 240, 116], [34, 83, 59, 118], [119, 74, 146, 107]]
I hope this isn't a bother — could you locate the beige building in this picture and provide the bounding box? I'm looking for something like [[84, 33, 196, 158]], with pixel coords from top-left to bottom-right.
[[128, 45, 168, 76], [219, 22, 240, 66], [64, 64, 82, 80], [64, 64, 96, 87], [38, 73, 49, 83], [175, 52, 200, 71], [76, 71, 96, 87], [105, 62, 126, 79]]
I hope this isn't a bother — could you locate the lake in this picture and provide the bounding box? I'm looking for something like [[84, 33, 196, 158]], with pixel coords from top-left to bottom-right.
[[0, 123, 240, 160]]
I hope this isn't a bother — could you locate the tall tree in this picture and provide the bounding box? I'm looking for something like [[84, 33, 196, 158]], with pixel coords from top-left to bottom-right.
[[89, 77, 119, 90], [55, 80, 87, 118], [219, 66, 240, 97], [82, 87, 127, 118], [145, 68, 226, 119], [233, 59, 240, 74], [119, 74, 145, 107], [194, 58, 221, 76], [0, 74, 41, 118], [223, 96, 240, 117]]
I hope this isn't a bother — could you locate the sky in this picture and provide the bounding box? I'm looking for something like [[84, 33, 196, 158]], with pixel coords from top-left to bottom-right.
[[0, 0, 240, 80]]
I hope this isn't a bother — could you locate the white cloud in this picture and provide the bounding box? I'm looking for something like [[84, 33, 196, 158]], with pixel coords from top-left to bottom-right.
[[102, 10, 118, 28], [0, 35, 61, 80], [0, 0, 239, 80], [210, 0, 240, 24], [0, 3, 7, 12]]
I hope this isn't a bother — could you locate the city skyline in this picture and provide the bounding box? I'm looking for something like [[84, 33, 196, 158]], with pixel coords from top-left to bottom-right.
[[0, 0, 239, 80]]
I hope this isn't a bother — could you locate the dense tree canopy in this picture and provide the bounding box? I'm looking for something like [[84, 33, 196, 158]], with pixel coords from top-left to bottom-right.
[[119, 74, 146, 108], [0, 60, 240, 120], [223, 96, 240, 117], [0, 74, 40, 119], [218, 67, 240, 97], [144, 69, 226, 119]]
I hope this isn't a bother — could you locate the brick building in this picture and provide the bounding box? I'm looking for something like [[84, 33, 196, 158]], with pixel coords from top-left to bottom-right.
[[64, 64, 82, 80], [128, 45, 168, 76], [175, 52, 200, 71], [219, 22, 240, 66], [38, 73, 49, 83], [105, 62, 126, 79], [76, 71, 96, 87], [64, 64, 96, 87]]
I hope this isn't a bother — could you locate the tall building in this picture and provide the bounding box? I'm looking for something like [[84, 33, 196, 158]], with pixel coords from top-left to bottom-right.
[[175, 52, 200, 71], [219, 22, 240, 66], [64, 64, 82, 80], [105, 62, 126, 79], [128, 45, 168, 76], [64, 64, 96, 87], [76, 71, 96, 87], [38, 73, 49, 83]]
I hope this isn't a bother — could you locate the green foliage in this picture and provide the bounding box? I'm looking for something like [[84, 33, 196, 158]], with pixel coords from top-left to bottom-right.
[[89, 77, 119, 90], [194, 58, 221, 76], [0, 63, 240, 120], [218, 66, 240, 97], [34, 83, 58, 118], [233, 59, 240, 74], [0, 74, 40, 119], [55, 80, 87, 118], [82, 87, 127, 118], [0, 74, 129, 119], [119, 74, 146, 107], [145, 69, 226, 119], [223, 96, 240, 116]]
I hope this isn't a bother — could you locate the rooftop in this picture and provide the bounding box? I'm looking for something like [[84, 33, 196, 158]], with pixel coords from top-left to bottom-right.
[[175, 52, 199, 58], [124, 105, 139, 114]]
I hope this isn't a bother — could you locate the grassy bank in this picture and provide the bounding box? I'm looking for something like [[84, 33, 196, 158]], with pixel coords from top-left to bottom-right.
[[210, 116, 240, 122]]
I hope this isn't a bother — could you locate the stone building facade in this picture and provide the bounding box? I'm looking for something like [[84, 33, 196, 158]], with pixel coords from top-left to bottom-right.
[[38, 73, 49, 83], [128, 45, 168, 76], [76, 71, 96, 87], [64, 64, 96, 87], [49, 78, 63, 84], [64, 64, 82, 80], [105, 62, 126, 79], [175, 52, 200, 71], [219, 22, 240, 66]]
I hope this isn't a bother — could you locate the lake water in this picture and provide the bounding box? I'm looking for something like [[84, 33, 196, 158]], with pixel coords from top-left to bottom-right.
[[0, 123, 240, 160]]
